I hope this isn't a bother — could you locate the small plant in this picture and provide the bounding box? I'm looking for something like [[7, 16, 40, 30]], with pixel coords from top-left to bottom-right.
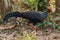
[[38, 0, 48, 11], [27, 0, 38, 11], [19, 30, 37, 40]]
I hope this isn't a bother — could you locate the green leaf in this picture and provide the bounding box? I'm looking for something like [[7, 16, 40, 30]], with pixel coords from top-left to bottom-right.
[[36, 23, 41, 27], [29, 0, 36, 3], [57, 26, 60, 29], [54, 17, 60, 20], [39, 2, 44, 7], [44, 20, 52, 26], [52, 23, 57, 28], [44, 0, 48, 3]]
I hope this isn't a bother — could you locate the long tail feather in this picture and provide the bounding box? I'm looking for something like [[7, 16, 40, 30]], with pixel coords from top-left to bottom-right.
[[3, 12, 23, 22]]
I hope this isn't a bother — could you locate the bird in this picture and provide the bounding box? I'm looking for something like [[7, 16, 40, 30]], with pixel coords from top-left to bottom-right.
[[3, 8, 51, 31]]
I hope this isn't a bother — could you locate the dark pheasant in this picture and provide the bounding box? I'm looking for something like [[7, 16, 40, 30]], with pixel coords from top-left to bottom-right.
[[3, 8, 50, 31]]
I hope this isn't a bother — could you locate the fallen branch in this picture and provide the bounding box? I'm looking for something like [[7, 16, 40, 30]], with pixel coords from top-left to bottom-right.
[[0, 23, 15, 30]]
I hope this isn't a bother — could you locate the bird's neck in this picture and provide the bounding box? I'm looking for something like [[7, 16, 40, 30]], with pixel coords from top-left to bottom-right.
[[43, 11, 49, 15], [43, 9, 50, 15]]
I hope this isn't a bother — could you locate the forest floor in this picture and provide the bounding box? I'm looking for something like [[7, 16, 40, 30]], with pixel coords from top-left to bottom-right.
[[0, 13, 60, 40], [0, 24, 60, 40]]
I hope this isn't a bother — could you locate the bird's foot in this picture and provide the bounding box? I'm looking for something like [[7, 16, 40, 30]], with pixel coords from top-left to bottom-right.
[[32, 26, 38, 32], [28, 23, 38, 32]]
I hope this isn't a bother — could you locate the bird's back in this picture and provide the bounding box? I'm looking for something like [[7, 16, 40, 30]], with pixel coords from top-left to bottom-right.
[[23, 11, 47, 21]]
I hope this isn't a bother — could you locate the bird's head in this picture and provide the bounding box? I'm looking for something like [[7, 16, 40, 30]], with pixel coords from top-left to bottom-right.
[[47, 6, 55, 14]]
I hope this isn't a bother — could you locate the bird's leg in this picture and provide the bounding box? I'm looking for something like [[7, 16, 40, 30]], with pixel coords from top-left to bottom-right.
[[28, 23, 38, 32]]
